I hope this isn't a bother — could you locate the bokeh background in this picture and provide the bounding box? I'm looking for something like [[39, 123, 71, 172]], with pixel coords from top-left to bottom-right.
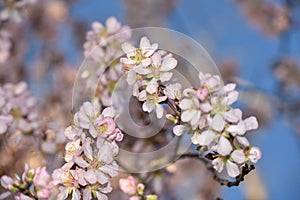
[[1, 0, 300, 199]]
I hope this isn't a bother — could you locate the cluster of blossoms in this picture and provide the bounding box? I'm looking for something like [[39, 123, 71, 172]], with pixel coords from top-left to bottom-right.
[[120, 36, 262, 178], [172, 72, 261, 177], [0, 29, 11, 63], [0, 82, 39, 136], [0, 0, 36, 23], [120, 36, 178, 118], [52, 101, 124, 200], [83, 17, 131, 106], [119, 176, 158, 200], [0, 164, 53, 199]]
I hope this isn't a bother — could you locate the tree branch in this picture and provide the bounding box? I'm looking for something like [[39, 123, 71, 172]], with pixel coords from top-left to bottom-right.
[[175, 153, 255, 187]]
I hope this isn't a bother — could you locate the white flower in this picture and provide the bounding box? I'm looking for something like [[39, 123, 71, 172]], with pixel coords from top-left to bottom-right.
[[248, 147, 262, 163], [173, 125, 188, 136], [164, 83, 182, 100], [121, 36, 158, 68], [226, 116, 258, 136], [148, 53, 177, 82], [179, 90, 201, 129], [212, 157, 240, 178], [138, 81, 167, 119]]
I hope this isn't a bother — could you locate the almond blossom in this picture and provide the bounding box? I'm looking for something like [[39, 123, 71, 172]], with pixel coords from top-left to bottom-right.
[[83, 17, 131, 106], [170, 72, 261, 177], [0, 82, 40, 136], [52, 101, 123, 200], [0, 164, 53, 200], [119, 176, 158, 200]]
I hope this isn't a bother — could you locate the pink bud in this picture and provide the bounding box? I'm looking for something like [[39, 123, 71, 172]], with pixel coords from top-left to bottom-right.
[[119, 176, 136, 195], [196, 89, 208, 101]]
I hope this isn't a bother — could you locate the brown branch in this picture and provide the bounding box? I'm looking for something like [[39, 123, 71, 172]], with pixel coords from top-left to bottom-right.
[[176, 153, 255, 187]]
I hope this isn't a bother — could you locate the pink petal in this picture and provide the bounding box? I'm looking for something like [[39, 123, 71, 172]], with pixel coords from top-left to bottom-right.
[[74, 156, 89, 168]]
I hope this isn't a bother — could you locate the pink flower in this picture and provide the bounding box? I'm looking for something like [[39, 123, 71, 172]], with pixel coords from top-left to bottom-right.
[[90, 116, 116, 138], [119, 176, 136, 195], [108, 128, 124, 142], [33, 167, 50, 187]]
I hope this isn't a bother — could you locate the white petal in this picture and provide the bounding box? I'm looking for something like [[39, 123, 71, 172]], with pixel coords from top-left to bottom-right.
[[226, 91, 239, 105], [161, 57, 177, 71], [120, 57, 135, 65], [142, 101, 153, 112], [141, 58, 151, 67], [173, 125, 187, 136], [133, 66, 151, 75], [160, 72, 173, 82], [102, 107, 115, 118], [217, 136, 232, 156], [127, 70, 136, 85], [181, 110, 196, 122], [155, 104, 164, 119], [223, 83, 236, 92], [199, 101, 212, 113], [140, 36, 150, 49], [244, 116, 258, 131], [85, 170, 97, 184], [144, 43, 158, 57], [249, 147, 262, 163], [151, 53, 161, 66], [226, 160, 240, 178], [224, 108, 242, 123], [231, 150, 245, 164], [122, 42, 135, 54], [211, 114, 225, 132], [193, 130, 216, 146], [212, 157, 224, 173], [138, 90, 147, 101], [74, 156, 89, 168], [190, 111, 201, 127], [146, 79, 158, 94], [179, 99, 193, 110], [236, 136, 249, 147]]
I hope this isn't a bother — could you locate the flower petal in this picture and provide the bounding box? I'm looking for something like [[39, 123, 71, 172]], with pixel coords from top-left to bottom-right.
[[211, 114, 225, 132], [226, 160, 240, 178], [161, 57, 177, 71], [231, 150, 245, 164], [216, 136, 232, 156]]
